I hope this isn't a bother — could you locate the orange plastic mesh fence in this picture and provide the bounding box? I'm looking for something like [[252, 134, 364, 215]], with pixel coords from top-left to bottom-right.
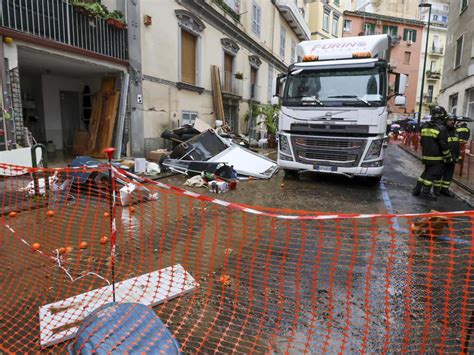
[[1, 164, 474, 353]]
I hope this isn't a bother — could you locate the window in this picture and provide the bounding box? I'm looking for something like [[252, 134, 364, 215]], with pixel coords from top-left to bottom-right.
[[363, 23, 375, 35], [430, 60, 436, 71], [403, 29, 417, 43], [252, 1, 261, 36], [291, 39, 296, 63], [383, 25, 398, 37], [332, 15, 339, 36], [267, 66, 274, 103], [334, 0, 340, 6], [461, 0, 468, 12], [427, 85, 434, 103], [467, 89, 474, 119], [404, 51, 411, 64], [181, 30, 197, 85], [443, 4, 449, 11], [441, 16, 448, 22], [449, 94, 458, 115], [250, 66, 258, 99], [176, 10, 205, 86], [323, 10, 330, 32], [432, 14, 439, 21], [344, 19, 352, 32], [181, 111, 198, 125], [455, 35, 463, 68], [280, 26, 286, 58], [223, 52, 234, 93]]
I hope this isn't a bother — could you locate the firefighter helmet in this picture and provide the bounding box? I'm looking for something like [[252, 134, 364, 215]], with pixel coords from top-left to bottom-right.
[[430, 106, 448, 122]]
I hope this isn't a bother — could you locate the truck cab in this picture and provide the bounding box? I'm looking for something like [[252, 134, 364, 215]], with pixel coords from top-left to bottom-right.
[[275, 34, 407, 182]]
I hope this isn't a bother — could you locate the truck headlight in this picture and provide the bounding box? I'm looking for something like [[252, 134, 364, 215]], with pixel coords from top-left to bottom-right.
[[364, 139, 383, 161], [279, 134, 292, 154]]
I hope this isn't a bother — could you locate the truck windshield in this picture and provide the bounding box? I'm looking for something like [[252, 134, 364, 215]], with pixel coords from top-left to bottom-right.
[[284, 66, 387, 107]]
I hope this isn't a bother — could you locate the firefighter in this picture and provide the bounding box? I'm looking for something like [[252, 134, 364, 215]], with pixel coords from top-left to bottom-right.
[[412, 106, 452, 200], [457, 121, 471, 144], [434, 114, 460, 197]]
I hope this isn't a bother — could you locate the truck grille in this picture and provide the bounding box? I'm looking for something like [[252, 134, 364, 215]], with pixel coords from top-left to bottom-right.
[[291, 136, 366, 167]]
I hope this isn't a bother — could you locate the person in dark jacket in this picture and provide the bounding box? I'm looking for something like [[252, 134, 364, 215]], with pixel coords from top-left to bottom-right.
[[456, 122, 471, 144], [412, 106, 452, 200], [434, 114, 461, 197]]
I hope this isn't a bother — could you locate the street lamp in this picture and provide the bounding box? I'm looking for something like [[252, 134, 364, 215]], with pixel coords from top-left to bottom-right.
[[417, 2, 432, 127]]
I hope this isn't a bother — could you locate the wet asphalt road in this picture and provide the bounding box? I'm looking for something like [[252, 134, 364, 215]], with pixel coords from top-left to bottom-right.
[[162, 143, 472, 214], [156, 144, 473, 353]]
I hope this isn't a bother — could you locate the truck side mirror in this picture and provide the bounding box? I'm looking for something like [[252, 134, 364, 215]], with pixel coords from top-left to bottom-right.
[[394, 74, 408, 96], [394, 95, 406, 107], [271, 96, 280, 106], [275, 74, 287, 98]]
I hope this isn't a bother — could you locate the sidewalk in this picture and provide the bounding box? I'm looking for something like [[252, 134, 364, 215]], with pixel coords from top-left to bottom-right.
[[395, 140, 473, 206]]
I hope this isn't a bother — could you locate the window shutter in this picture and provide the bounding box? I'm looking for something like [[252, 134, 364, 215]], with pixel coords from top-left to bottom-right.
[[413, 30, 417, 42], [382, 25, 388, 34], [181, 31, 197, 85], [403, 29, 408, 41]]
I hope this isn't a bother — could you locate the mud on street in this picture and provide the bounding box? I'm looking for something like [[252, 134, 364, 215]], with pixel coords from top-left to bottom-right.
[[0, 144, 473, 353]]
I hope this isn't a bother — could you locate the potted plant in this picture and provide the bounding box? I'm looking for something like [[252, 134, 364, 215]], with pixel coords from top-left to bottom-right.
[[72, 1, 108, 19], [257, 104, 280, 148], [106, 10, 127, 29], [234, 72, 244, 80]]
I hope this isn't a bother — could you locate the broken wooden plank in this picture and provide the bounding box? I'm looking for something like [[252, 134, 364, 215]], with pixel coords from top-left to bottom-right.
[[39, 264, 198, 348]]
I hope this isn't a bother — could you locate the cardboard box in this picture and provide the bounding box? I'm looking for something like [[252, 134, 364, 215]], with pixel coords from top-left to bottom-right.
[[146, 149, 169, 162]]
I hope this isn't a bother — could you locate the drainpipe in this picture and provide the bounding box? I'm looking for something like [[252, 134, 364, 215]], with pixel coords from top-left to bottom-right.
[[127, 0, 145, 156]]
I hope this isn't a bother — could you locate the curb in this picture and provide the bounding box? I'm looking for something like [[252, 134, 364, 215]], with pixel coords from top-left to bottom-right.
[[397, 144, 473, 206]]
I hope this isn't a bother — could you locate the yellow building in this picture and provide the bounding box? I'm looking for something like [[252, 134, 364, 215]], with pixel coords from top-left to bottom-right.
[[352, 0, 419, 19], [307, 0, 346, 39], [416, 1, 450, 118]]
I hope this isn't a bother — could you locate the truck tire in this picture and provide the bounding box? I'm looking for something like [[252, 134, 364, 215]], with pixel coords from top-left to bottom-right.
[[283, 169, 299, 179], [364, 176, 382, 186]]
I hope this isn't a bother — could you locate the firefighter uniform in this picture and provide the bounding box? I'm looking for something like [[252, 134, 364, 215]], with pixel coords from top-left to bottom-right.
[[457, 123, 471, 144], [434, 122, 461, 197], [413, 107, 451, 200]]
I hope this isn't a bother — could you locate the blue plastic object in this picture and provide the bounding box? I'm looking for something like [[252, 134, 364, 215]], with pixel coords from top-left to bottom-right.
[[68, 303, 181, 354]]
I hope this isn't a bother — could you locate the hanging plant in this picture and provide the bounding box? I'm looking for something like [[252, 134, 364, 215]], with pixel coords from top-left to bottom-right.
[[105, 10, 127, 29], [72, 1, 109, 20]]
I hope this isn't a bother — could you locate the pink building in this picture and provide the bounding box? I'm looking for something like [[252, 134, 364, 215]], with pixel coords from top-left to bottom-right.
[[343, 11, 424, 119]]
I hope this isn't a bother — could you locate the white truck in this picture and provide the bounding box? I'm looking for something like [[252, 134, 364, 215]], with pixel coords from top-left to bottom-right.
[[273, 34, 407, 183]]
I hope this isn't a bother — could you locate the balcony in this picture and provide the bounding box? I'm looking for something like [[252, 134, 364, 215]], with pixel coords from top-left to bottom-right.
[[0, 0, 128, 62], [222, 71, 243, 99], [430, 46, 444, 55], [426, 70, 441, 79], [274, 0, 310, 41], [423, 94, 434, 103]]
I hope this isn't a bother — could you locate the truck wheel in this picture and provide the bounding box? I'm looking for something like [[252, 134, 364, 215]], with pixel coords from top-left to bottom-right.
[[364, 176, 382, 186], [283, 169, 299, 179]]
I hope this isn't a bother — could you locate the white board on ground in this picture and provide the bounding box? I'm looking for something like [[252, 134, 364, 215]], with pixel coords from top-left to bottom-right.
[[209, 145, 279, 179], [0, 147, 41, 176], [39, 264, 197, 348]]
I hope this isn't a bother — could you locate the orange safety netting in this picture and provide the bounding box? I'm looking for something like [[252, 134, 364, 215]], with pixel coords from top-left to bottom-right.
[[0, 163, 474, 353]]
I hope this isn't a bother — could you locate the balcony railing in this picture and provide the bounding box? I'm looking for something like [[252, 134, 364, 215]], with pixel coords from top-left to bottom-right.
[[430, 45, 444, 55], [423, 94, 434, 103], [274, 0, 310, 41], [223, 71, 243, 97], [0, 0, 128, 61], [426, 70, 441, 79]]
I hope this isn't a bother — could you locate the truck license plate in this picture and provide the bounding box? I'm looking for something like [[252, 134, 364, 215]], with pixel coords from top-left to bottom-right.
[[315, 165, 337, 173]]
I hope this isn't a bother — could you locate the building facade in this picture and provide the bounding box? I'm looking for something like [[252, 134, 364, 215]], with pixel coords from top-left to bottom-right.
[[307, 0, 347, 40], [352, 0, 419, 20], [343, 11, 424, 121], [416, 1, 450, 118], [1, 0, 129, 152], [438, 0, 474, 131], [1, 0, 311, 157], [139, 0, 310, 152]]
